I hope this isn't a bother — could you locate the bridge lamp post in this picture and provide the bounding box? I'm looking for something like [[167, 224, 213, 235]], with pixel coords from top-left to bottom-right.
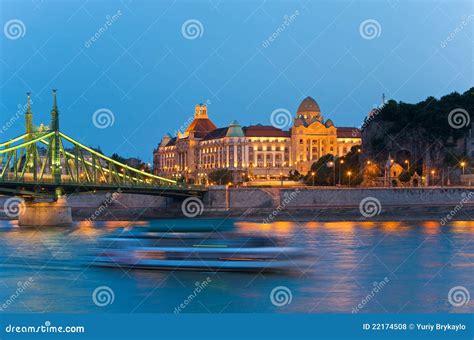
[[280, 172, 283, 187], [460, 161, 466, 175], [430, 170, 436, 186], [347, 171, 352, 186], [311, 171, 315, 186], [404, 159, 410, 171]]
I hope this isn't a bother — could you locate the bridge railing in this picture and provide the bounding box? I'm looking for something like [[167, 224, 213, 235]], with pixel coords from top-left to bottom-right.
[[0, 175, 205, 191]]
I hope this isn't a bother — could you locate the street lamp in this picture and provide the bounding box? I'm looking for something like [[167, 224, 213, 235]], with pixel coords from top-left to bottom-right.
[[431, 169, 435, 186], [404, 159, 410, 171], [460, 161, 466, 175], [338, 159, 344, 185], [311, 171, 315, 186], [327, 161, 336, 186], [280, 171, 283, 187], [347, 170, 352, 186]]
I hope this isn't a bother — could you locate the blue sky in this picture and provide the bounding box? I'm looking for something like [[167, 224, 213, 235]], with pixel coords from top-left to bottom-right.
[[0, 0, 472, 162]]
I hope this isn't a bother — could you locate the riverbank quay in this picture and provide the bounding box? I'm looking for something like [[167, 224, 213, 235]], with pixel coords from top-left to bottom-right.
[[1, 187, 473, 222]]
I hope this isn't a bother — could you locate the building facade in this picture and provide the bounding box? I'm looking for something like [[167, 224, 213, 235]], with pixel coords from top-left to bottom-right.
[[153, 97, 361, 183]]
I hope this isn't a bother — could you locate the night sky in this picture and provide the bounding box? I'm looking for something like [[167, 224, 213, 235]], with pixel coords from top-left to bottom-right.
[[1, 0, 472, 162]]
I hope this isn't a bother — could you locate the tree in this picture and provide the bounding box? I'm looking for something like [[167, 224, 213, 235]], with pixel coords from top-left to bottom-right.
[[110, 153, 150, 172], [111, 153, 127, 163], [288, 169, 302, 181], [399, 169, 415, 183], [208, 169, 233, 185], [337, 147, 363, 186], [304, 154, 334, 186]]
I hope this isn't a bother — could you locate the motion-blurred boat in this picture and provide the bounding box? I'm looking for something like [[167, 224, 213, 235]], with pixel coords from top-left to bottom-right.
[[91, 220, 302, 272]]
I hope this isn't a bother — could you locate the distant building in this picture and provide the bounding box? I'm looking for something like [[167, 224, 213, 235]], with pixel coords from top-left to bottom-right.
[[153, 97, 361, 183], [124, 157, 142, 168]]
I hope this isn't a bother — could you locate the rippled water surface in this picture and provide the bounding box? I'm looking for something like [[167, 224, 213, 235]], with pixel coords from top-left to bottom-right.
[[0, 219, 472, 313]]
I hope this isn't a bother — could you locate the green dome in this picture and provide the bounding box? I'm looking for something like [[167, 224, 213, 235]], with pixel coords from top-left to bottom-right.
[[226, 120, 244, 137]]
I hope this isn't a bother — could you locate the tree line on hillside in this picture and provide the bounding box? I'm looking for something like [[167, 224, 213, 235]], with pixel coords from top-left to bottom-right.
[[362, 87, 474, 171]]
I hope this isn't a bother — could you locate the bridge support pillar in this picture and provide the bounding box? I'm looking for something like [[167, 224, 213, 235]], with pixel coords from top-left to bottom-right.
[[18, 196, 72, 227]]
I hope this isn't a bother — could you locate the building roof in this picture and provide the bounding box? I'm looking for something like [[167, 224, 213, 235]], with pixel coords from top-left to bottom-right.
[[164, 137, 177, 146], [337, 127, 361, 138], [185, 118, 217, 138], [243, 124, 290, 138], [202, 127, 229, 141], [297, 96, 321, 114]]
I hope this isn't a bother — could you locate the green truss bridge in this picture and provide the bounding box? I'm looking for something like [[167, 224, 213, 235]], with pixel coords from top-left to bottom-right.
[[0, 91, 206, 200]]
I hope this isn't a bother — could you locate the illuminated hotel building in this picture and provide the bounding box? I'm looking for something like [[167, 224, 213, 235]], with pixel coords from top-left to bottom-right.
[[153, 97, 361, 181]]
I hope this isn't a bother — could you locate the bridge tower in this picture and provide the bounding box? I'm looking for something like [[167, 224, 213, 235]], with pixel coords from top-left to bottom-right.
[[25, 92, 33, 138], [18, 90, 72, 226], [50, 89, 62, 190], [25, 93, 36, 176]]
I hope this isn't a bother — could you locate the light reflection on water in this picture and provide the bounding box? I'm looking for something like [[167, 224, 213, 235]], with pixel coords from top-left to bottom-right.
[[0, 219, 472, 313]]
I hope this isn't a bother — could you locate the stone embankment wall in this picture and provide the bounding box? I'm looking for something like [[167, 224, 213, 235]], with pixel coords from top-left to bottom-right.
[[0, 187, 473, 221], [205, 187, 474, 209]]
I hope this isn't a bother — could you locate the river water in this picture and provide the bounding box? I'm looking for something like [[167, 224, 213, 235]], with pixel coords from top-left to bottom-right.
[[0, 219, 472, 313]]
